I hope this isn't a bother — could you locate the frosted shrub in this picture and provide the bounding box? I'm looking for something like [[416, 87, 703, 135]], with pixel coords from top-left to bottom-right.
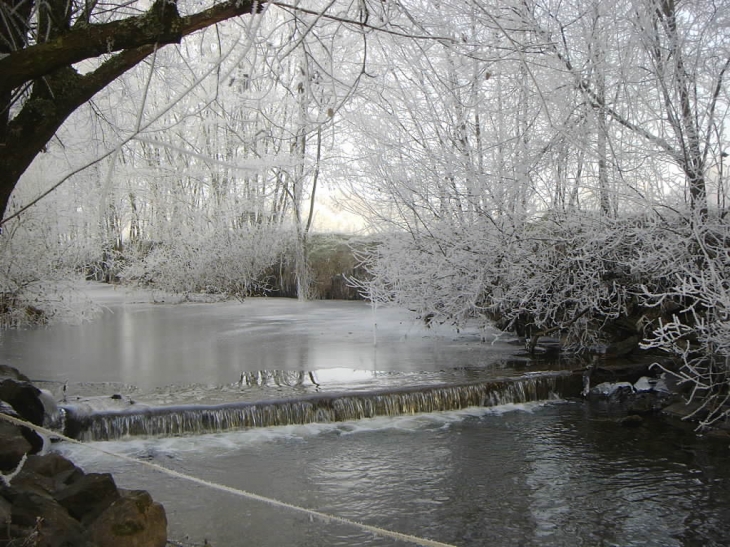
[[638, 216, 730, 428], [121, 225, 287, 299], [355, 217, 516, 329], [0, 219, 99, 327], [361, 209, 730, 427]]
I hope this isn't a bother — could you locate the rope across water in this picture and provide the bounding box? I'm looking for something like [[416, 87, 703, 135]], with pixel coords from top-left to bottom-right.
[[0, 413, 459, 547]]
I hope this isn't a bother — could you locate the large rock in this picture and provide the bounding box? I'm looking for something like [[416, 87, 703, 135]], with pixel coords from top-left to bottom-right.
[[0, 365, 64, 429], [0, 378, 45, 426], [86, 489, 167, 547], [24, 453, 85, 489], [0, 368, 168, 547], [0, 365, 30, 382], [0, 365, 52, 453], [10, 491, 91, 547], [55, 472, 120, 524], [0, 421, 33, 472]]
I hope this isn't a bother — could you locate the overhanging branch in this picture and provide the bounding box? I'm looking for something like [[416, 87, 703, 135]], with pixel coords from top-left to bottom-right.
[[0, 0, 261, 96]]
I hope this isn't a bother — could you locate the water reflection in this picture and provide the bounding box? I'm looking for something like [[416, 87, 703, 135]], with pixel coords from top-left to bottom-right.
[[519, 409, 724, 547], [0, 293, 520, 390]]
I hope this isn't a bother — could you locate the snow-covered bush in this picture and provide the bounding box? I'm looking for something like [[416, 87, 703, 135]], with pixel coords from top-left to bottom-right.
[[121, 224, 287, 299], [353, 219, 505, 329], [0, 218, 99, 327], [638, 216, 730, 428], [359, 208, 730, 427], [357, 212, 641, 349]]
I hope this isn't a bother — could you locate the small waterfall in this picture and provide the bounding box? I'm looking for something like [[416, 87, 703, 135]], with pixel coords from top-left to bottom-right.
[[63, 372, 582, 441]]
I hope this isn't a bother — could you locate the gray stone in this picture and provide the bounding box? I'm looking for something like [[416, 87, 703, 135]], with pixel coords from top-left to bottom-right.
[[11, 490, 88, 547], [55, 472, 120, 524], [0, 365, 30, 382], [0, 378, 45, 426], [0, 422, 32, 472], [87, 489, 167, 547]]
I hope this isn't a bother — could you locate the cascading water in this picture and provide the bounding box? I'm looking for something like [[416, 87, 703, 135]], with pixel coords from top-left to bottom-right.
[[63, 371, 582, 441]]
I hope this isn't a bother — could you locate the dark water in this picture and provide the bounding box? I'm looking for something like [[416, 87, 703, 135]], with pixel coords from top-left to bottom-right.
[[57, 402, 730, 547], [2, 285, 729, 546]]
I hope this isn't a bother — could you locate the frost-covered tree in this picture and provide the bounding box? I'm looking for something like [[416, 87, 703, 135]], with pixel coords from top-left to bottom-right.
[[1, 0, 375, 303], [344, 0, 730, 349], [0, 0, 274, 220]]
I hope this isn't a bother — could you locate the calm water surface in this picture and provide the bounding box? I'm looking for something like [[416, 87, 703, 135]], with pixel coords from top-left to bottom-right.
[[0, 284, 518, 390]]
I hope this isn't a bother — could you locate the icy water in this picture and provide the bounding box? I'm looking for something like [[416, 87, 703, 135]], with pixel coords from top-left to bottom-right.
[[0, 284, 522, 391], [2, 284, 730, 546]]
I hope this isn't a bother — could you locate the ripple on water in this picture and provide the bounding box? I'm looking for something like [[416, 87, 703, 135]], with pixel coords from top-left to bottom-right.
[[53, 402, 730, 547]]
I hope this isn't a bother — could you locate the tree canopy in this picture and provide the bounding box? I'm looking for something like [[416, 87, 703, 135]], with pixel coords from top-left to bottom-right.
[[0, 0, 263, 219]]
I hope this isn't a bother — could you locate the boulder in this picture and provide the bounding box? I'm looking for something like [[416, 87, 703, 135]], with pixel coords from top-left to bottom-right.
[[10, 490, 90, 547], [633, 376, 654, 392], [6, 468, 56, 499], [0, 409, 45, 459], [0, 369, 168, 547], [0, 378, 45, 426], [1, 453, 84, 505], [24, 453, 78, 479], [0, 421, 33, 472], [24, 453, 84, 489], [588, 381, 635, 402], [55, 472, 120, 524], [87, 489, 167, 547], [0, 366, 50, 454], [0, 365, 30, 382]]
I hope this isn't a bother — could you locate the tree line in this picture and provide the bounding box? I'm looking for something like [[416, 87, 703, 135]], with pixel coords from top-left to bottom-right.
[[1, 0, 729, 426]]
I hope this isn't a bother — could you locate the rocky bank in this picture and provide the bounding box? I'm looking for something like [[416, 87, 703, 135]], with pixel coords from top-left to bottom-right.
[[0, 365, 167, 547]]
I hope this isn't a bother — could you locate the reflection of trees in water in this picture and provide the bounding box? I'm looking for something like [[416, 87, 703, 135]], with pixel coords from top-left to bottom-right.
[[241, 370, 317, 387]]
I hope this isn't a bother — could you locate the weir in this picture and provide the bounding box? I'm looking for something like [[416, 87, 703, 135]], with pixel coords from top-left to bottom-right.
[[63, 371, 582, 441]]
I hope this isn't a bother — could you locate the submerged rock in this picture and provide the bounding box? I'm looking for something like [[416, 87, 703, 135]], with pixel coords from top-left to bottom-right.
[[588, 381, 635, 401], [633, 376, 654, 392], [619, 414, 644, 427]]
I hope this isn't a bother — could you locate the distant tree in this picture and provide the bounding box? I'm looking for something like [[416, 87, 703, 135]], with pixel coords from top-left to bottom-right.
[[0, 0, 266, 221]]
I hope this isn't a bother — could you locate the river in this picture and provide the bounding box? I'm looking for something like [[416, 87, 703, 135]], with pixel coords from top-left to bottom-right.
[[0, 284, 728, 546]]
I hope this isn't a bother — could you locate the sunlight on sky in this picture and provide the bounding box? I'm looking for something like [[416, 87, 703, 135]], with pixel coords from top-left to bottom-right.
[[312, 189, 369, 234]]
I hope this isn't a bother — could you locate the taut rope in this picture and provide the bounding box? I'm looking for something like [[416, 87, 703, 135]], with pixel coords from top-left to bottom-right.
[[0, 413, 458, 547]]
